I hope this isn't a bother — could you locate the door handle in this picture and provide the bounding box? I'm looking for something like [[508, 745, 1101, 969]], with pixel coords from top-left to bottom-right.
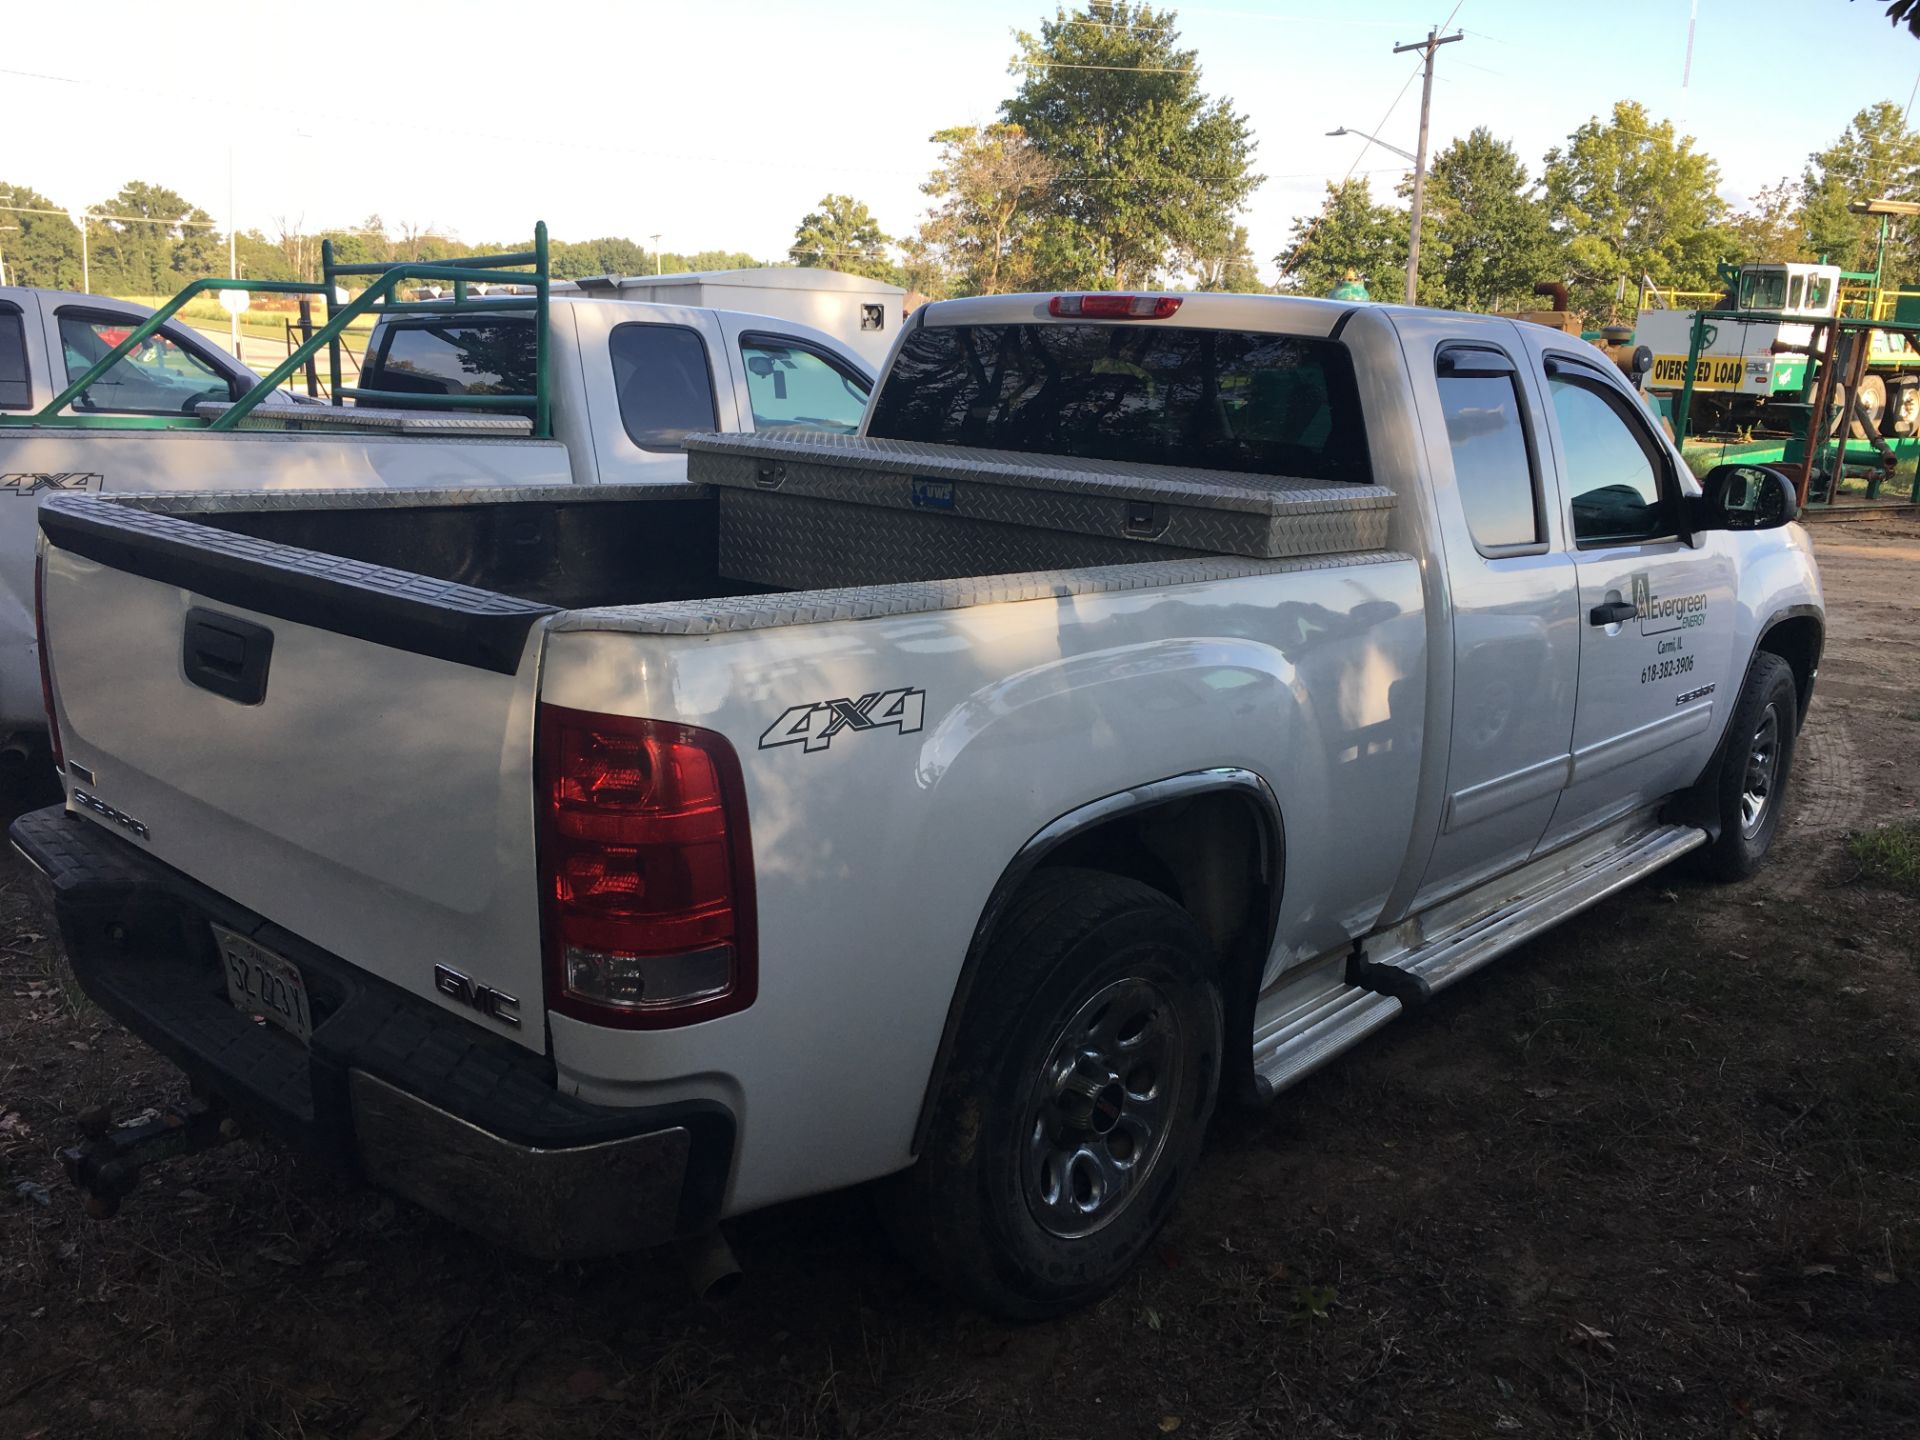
[[1589, 600, 1637, 627]]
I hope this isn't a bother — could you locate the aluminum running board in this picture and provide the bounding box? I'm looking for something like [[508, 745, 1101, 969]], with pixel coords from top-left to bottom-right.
[[1367, 822, 1708, 997], [1249, 963, 1403, 1101]]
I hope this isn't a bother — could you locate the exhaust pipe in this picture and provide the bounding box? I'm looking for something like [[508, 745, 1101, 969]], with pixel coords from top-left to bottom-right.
[[678, 1228, 742, 1302]]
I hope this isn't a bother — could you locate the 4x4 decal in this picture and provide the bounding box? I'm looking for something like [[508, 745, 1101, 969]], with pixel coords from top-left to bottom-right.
[[2, 472, 103, 497], [760, 688, 926, 753]]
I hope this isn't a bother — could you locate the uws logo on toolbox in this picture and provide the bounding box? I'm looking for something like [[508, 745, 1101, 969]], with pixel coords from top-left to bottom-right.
[[1630, 572, 1708, 635], [760, 687, 926, 753]]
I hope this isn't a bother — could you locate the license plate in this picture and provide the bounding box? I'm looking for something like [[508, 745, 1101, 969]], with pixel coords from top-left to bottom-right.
[[214, 925, 313, 1045]]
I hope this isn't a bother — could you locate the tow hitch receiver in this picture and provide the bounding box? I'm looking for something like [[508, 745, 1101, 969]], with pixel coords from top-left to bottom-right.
[[60, 1099, 240, 1219]]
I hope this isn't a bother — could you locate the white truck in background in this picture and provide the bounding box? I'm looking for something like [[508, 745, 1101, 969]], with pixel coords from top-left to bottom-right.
[[0, 278, 873, 762], [21, 288, 1822, 1317]]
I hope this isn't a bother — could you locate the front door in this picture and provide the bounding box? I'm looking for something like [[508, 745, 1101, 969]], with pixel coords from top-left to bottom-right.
[[1527, 341, 1738, 850]]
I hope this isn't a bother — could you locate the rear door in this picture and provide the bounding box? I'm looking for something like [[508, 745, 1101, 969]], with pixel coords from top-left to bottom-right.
[[1395, 315, 1580, 907], [39, 502, 555, 1051], [1521, 337, 1739, 849], [569, 303, 737, 482]]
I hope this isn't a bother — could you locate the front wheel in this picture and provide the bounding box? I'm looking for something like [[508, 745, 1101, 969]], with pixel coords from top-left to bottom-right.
[[889, 868, 1223, 1319], [1700, 652, 1798, 881]]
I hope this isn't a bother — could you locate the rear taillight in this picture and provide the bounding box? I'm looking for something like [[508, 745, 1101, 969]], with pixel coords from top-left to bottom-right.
[[1048, 294, 1183, 320], [34, 553, 63, 773], [536, 704, 756, 1028]]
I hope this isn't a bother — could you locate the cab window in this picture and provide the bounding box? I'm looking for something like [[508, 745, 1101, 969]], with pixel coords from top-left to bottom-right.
[[1806, 275, 1834, 313], [58, 312, 236, 415], [1548, 366, 1675, 546], [365, 318, 536, 412], [739, 335, 869, 435], [0, 307, 29, 410], [1788, 275, 1804, 310], [1434, 346, 1540, 551]]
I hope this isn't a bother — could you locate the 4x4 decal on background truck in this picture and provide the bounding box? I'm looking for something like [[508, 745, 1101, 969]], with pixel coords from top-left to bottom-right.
[[760, 688, 926, 753], [2, 472, 103, 497]]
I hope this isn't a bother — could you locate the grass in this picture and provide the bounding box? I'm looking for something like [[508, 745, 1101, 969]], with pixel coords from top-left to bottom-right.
[[1850, 820, 1920, 895]]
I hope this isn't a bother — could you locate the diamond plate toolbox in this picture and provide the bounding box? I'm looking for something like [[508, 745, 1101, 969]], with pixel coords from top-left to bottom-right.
[[683, 430, 1394, 561]]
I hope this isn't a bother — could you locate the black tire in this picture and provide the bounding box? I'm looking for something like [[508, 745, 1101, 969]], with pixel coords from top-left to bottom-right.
[[1849, 374, 1888, 440], [890, 868, 1223, 1319], [1700, 652, 1798, 881]]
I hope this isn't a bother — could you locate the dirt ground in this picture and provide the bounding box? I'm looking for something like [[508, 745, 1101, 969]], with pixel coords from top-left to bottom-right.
[[3, 519, 1918, 1440]]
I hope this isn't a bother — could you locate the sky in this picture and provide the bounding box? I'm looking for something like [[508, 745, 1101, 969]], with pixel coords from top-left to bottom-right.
[[5, 0, 1919, 284]]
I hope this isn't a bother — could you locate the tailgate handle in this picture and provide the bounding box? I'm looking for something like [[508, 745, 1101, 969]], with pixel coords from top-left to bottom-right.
[[182, 609, 274, 706]]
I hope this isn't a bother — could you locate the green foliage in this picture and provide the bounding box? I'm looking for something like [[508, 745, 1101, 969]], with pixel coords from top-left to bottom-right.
[[0, 182, 84, 289], [1724, 179, 1814, 267], [1189, 224, 1261, 293], [1801, 102, 1920, 283], [790, 194, 899, 283], [1849, 820, 1920, 895], [915, 124, 1059, 297], [1543, 101, 1732, 322], [1275, 178, 1408, 300], [1420, 128, 1559, 311], [80, 180, 222, 296], [1002, 1, 1260, 289]]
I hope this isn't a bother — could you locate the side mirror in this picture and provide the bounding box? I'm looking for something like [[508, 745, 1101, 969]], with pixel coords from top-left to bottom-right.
[[1697, 463, 1799, 531]]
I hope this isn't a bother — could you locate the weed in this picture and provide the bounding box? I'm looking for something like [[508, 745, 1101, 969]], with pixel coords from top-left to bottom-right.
[[1849, 820, 1920, 895]]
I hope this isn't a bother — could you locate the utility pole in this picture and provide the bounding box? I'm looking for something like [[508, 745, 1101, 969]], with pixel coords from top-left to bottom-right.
[[1392, 26, 1463, 306], [650, 233, 662, 275]]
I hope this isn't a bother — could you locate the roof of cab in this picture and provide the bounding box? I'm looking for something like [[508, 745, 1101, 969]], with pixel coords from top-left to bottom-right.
[[914, 290, 1360, 339]]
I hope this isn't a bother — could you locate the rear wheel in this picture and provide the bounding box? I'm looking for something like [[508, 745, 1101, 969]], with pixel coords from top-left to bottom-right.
[[1849, 374, 1888, 439], [1890, 379, 1920, 437], [890, 869, 1222, 1319], [1700, 652, 1798, 881]]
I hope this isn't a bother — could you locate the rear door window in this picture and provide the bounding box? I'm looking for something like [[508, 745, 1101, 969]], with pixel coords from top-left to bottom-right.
[[739, 334, 870, 434], [58, 311, 236, 415], [1435, 346, 1541, 551], [867, 321, 1372, 482], [610, 323, 718, 451], [0, 307, 29, 409], [366, 319, 536, 409]]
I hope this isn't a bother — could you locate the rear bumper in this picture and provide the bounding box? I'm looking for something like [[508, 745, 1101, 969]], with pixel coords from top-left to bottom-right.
[[10, 805, 734, 1258]]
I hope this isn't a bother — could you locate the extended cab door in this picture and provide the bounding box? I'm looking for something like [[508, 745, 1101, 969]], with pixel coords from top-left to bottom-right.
[[568, 302, 739, 482], [1523, 337, 1738, 849], [1396, 316, 1580, 907]]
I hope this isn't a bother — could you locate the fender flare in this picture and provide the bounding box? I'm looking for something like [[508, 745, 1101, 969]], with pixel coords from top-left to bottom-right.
[[907, 767, 1284, 1157]]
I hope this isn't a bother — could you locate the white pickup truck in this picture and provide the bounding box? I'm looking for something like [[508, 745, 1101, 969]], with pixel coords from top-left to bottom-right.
[[0, 286, 871, 757], [17, 290, 1823, 1317]]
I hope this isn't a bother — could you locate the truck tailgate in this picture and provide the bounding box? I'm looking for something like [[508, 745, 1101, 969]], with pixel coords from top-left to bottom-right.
[[37, 496, 556, 1053]]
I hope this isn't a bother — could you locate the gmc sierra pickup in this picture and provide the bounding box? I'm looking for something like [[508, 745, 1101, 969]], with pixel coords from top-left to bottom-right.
[[16, 290, 1823, 1317]]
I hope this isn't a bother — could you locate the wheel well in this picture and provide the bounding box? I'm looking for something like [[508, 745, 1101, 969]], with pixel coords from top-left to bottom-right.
[[909, 785, 1282, 1156], [1033, 792, 1276, 960], [1758, 614, 1821, 726]]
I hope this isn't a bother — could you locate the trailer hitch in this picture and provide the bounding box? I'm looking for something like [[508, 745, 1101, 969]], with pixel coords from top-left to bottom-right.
[[59, 1099, 241, 1219]]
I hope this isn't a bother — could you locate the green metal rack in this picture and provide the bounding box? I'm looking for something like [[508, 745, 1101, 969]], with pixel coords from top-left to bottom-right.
[[1, 222, 552, 438]]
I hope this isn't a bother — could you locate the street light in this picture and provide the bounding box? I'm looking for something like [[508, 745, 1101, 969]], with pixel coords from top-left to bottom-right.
[[1847, 196, 1920, 286], [1326, 126, 1418, 165]]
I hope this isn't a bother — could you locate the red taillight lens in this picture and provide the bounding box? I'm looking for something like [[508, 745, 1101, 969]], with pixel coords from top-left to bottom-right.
[[1048, 294, 1183, 320], [536, 705, 756, 1028], [34, 553, 63, 773]]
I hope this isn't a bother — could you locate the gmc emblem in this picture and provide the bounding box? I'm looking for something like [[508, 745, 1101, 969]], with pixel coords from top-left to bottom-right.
[[433, 963, 521, 1028]]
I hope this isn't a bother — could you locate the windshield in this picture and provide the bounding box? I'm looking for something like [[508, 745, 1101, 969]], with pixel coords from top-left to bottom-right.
[[868, 321, 1371, 482], [1739, 271, 1788, 310]]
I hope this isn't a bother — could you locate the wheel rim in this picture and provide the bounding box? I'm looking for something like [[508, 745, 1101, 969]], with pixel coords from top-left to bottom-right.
[[1021, 974, 1184, 1240], [1741, 704, 1781, 836]]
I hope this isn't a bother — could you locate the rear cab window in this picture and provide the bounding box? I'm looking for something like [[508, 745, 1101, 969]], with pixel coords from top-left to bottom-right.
[[0, 305, 30, 410], [739, 334, 869, 435], [363, 318, 536, 413], [867, 321, 1371, 482], [610, 323, 718, 451], [58, 310, 237, 416], [1434, 345, 1542, 553]]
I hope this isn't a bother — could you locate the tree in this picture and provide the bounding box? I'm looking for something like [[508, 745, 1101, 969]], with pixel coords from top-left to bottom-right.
[[790, 194, 898, 282], [1001, 1, 1260, 289], [1800, 102, 1920, 283], [1542, 101, 1732, 321], [1871, 0, 1920, 39], [1189, 223, 1261, 292], [85, 181, 222, 295], [1274, 178, 1407, 299], [1724, 179, 1813, 266], [1421, 128, 1559, 311], [915, 124, 1058, 296], [0, 182, 84, 289]]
